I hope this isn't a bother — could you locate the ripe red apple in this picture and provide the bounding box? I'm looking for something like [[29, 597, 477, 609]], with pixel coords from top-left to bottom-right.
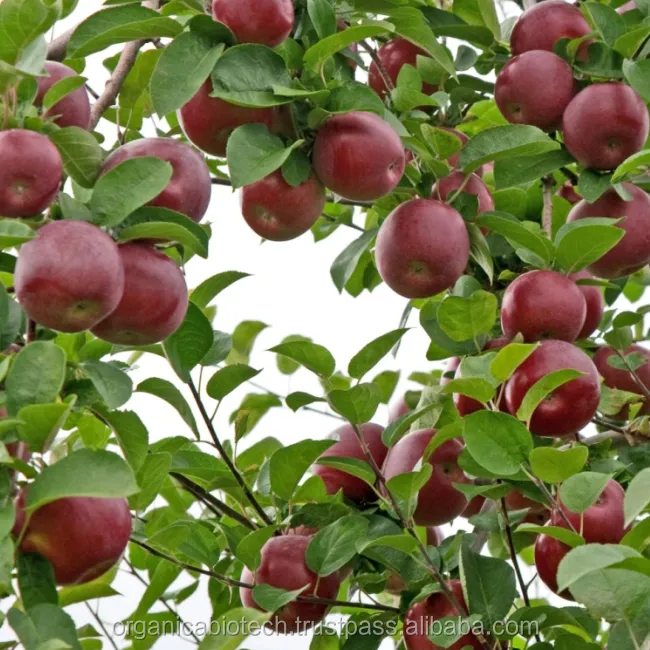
[[35, 61, 91, 129], [382, 429, 469, 526], [240, 171, 326, 241], [240, 535, 340, 633], [434, 172, 494, 215], [594, 344, 650, 416], [100, 138, 211, 224], [510, 0, 591, 56], [570, 271, 604, 339], [368, 38, 436, 99], [495, 51, 576, 131], [442, 356, 462, 386], [389, 395, 412, 423], [563, 83, 649, 170], [15, 221, 125, 333], [12, 490, 131, 586], [535, 533, 572, 599], [179, 80, 277, 158], [404, 579, 482, 650], [312, 111, 405, 202], [557, 182, 581, 205], [91, 243, 188, 345], [462, 495, 485, 518], [501, 270, 587, 343], [505, 339, 601, 437], [212, 0, 294, 48], [0, 130, 63, 218], [375, 199, 469, 299], [567, 184, 650, 279], [313, 423, 387, 502]]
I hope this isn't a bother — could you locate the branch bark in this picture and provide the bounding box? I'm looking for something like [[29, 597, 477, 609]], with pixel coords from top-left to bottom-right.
[[541, 175, 554, 236]]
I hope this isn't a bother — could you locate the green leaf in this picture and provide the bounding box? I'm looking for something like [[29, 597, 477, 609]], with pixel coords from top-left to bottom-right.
[[306, 515, 369, 576], [134, 561, 181, 616], [49, 127, 104, 189], [25, 449, 138, 512], [269, 439, 335, 501], [559, 472, 612, 514], [58, 581, 119, 608], [490, 343, 539, 382], [0, 286, 21, 352], [555, 220, 625, 273], [42, 75, 86, 110], [285, 391, 326, 412], [584, 2, 626, 46], [130, 452, 172, 511], [516, 524, 584, 547], [17, 554, 58, 610], [164, 302, 213, 382], [328, 383, 381, 424], [612, 149, 650, 182], [211, 44, 292, 107], [494, 149, 576, 190], [316, 456, 376, 487], [198, 608, 270, 650], [136, 378, 199, 438], [463, 411, 533, 476], [269, 340, 335, 378], [226, 124, 300, 188], [252, 584, 307, 612], [530, 446, 589, 484], [0, 221, 33, 250], [68, 5, 183, 57], [91, 157, 173, 227], [236, 527, 276, 571], [386, 464, 433, 520], [151, 31, 224, 117], [624, 467, 650, 526], [459, 542, 517, 627], [226, 320, 268, 365], [477, 0, 500, 38], [578, 169, 612, 203], [118, 220, 208, 258], [623, 58, 650, 102], [17, 403, 73, 454], [348, 328, 408, 380], [97, 409, 149, 472], [6, 342, 66, 416], [307, 0, 337, 39], [206, 365, 260, 401], [191, 271, 250, 309], [516, 369, 585, 423], [467, 223, 494, 285], [82, 361, 133, 409], [460, 125, 559, 173], [382, 402, 445, 447], [9, 604, 83, 650], [437, 291, 497, 342], [442, 377, 495, 403], [330, 229, 377, 293]]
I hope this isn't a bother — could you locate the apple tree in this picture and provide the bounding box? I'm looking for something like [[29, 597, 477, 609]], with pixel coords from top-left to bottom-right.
[[0, 0, 649, 649]]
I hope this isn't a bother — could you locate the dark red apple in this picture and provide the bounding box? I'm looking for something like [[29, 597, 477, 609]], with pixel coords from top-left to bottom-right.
[[368, 38, 436, 98], [557, 182, 581, 205], [434, 172, 494, 215], [212, 0, 294, 48], [375, 199, 469, 299], [462, 495, 486, 518], [535, 533, 573, 599], [15, 221, 125, 333], [35, 61, 91, 129], [240, 171, 326, 241], [404, 579, 482, 650], [91, 243, 188, 345], [312, 111, 405, 202], [100, 138, 211, 224], [567, 184, 650, 279], [563, 83, 649, 170], [505, 339, 601, 437], [442, 356, 462, 386], [12, 490, 131, 586], [570, 271, 604, 339], [501, 270, 587, 343], [240, 535, 340, 633], [179, 80, 277, 158], [313, 423, 387, 502], [0, 130, 63, 218], [382, 428, 469, 526], [510, 0, 592, 56], [495, 51, 576, 131]]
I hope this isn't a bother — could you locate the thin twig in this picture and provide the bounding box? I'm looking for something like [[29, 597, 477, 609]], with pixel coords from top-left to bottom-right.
[[520, 466, 578, 533], [359, 40, 394, 93], [615, 349, 650, 404], [85, 603, 120, 650], [541, 176, 554, 236], [25, 320, 36, 344]]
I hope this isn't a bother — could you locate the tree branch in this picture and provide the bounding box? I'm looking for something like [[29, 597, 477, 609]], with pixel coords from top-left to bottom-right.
[[541, 175, 554, 236], [359, 40, 394, 93], [500, 499, 534, 612]]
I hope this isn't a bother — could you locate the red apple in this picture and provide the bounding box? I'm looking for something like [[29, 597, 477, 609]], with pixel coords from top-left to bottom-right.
[[212, 0, 294, 48], [312, 111, 405, 202], [563, 83, 649, 170], [375, 199, 469, 299], [495, 51, 576, 131], [15, 221, 125, 333], [382, 429, 469, 526], [566, 184, 650, 279], [100, 138, 211, 224], [240, 535, 340, 633], [368, 38, 436, 99], [442, 357, 462, 386], [462, 495, 486, 518], [557, 182, 581, 205], [313, 423, 387, 502], [179, 80, 277, 158], [570, 271, 604, 339], [505, 339, 601, 437], [501, 270, 587, 343], [510, 0, 591, 56], [404, 579, 482, 650], [35, 61, 91, 129], [434, 172, 494, 215], [535, 533, 573, 599], [0, 130, 63, 218], [12, 490, 131, 586], [240, 171, 326, 241], [389, 395, 412, 423], [91, 243, 188, 345]]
